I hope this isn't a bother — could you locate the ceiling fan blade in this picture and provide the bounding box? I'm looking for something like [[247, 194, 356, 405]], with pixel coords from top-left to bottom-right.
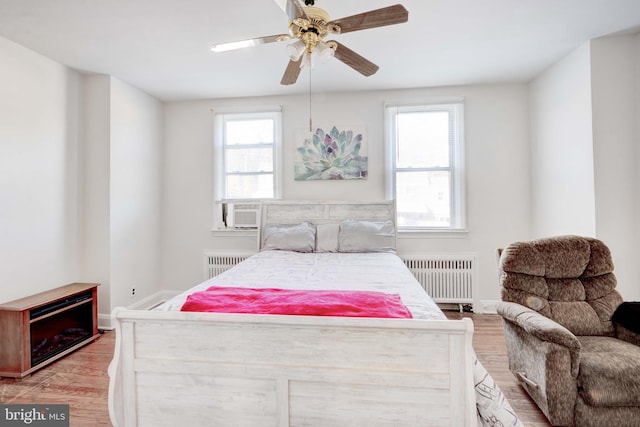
[[329, 41, 379, 77], [273, 0, 307, 21], [281, 57, 303, 85], [329, 4, 408, 34], [211, 34, 291, 52]]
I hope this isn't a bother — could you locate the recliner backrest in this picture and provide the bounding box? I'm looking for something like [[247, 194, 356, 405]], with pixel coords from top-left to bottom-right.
[[499, 235, 623, 336]]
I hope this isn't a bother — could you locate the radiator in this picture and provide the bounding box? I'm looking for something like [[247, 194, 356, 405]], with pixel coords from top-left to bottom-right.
[[401, 254, 477, 311], [204, 252, 252, 279]]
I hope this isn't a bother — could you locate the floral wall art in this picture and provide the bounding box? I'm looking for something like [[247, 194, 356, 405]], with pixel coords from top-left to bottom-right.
[[294, 126, 368, 180]]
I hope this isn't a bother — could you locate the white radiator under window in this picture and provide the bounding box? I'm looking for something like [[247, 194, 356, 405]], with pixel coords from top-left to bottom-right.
[[401, 254, 477, 311], [204, 252, 252, 279]]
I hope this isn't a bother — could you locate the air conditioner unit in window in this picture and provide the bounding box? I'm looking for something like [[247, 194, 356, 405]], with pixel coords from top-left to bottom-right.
[[227, 202, 260, 228]]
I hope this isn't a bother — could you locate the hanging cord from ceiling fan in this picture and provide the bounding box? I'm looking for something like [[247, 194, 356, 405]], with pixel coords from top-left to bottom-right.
[[308, 65, 313, 132]]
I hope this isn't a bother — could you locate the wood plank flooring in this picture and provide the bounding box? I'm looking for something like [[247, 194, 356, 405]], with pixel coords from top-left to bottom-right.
[[0, 331, 113, 426], [0, 313, 551, 427]]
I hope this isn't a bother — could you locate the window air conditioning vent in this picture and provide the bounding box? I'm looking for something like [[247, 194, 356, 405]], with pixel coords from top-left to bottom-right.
[[227, 203, 260, 228]]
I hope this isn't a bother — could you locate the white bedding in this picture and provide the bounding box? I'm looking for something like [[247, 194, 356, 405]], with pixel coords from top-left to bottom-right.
[[156, 250, 444, 320]]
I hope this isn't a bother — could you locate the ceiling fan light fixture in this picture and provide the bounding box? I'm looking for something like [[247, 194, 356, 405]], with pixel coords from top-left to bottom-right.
[[300, 51, 313, 69], [287, 39, 306, 61], [315, 41, 335, 62]]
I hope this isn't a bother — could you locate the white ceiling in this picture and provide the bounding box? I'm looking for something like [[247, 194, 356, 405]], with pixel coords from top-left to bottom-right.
[[1, 0, 639, 101]]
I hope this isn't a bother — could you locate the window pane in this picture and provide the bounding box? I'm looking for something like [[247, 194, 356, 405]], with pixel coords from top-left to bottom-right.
[[225, 147, 273, 173], [397, 111, 450, 168], [396, 171, 450, 227], [226, 119, 274, 145], [226, 174, 273, 199]]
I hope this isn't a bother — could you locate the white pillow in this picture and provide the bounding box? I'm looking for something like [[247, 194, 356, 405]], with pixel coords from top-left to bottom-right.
[[338, 220, 396, 253], [315, 223, 339, 252], [262, 222, 316, 253]]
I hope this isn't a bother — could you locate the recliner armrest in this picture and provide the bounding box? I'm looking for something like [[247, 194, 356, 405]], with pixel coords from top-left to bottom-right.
[[498, 301, 580, 425], [497, 301, 581, 352]]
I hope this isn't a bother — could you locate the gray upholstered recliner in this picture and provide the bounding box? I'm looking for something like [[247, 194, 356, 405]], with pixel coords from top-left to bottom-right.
[[496, 235, 640, 426]]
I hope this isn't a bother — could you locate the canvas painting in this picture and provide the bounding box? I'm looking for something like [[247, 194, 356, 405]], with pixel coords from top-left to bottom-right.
[[294, 126, 368, 180]]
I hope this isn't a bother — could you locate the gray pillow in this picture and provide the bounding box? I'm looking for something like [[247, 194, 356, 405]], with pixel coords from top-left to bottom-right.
[[315, 223, 339, 253], [262, 222, 316, 252], [338, 220, 396, 253]]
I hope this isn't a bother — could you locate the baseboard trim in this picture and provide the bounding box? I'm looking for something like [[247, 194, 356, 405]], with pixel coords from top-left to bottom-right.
[[98, 314, 114, 331], [479, 300, 499, 314]]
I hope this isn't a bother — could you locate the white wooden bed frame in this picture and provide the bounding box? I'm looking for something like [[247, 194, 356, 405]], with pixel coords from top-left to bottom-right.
[[108, 201, 477, 427]]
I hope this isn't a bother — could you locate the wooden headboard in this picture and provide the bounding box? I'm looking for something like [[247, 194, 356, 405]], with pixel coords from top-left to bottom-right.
[[258, 200, 396, 250]]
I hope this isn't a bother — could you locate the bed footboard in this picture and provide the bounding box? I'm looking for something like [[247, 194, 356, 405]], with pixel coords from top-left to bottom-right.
[[108, 308, 476, 427]]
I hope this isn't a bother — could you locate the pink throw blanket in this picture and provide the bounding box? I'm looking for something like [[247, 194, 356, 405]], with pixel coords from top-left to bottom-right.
[[180, 286, 412, 318]]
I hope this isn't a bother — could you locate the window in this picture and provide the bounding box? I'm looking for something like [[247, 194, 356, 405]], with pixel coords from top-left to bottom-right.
[[213, 109, 282, 228], [385, 102, 465, 230]]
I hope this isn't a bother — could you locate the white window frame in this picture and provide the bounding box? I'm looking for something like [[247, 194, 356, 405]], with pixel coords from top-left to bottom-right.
[[213, 107, 282, 229], [385, 101, 466, 231]]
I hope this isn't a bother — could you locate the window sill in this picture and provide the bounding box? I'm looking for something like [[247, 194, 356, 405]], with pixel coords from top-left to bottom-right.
[[398, 228, 469, 239], [210, 228, 258, 237]]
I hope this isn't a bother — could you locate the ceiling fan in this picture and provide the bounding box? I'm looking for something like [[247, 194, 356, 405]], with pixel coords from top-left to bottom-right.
[[211, 0, 409, 85]]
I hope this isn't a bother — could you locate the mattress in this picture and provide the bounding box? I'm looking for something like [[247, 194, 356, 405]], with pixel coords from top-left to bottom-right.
[[156, 250, 445, 320]]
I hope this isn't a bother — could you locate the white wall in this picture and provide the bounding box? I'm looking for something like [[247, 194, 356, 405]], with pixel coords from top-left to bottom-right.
[[109, 78, 163, 309], [529, 35, 640, 300], [81, 75, 164, 318], [529, 42, 596, 237], [0, 36, 82, 303], [0, 33, 164, 317], [82, 74, 112, 315], [161, 84, 532, 311], [590, 35, 639, 300], [637, 34, 640, 299]]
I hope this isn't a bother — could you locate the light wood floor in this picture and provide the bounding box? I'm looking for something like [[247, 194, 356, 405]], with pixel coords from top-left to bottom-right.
[[0, 313, 551, 427]]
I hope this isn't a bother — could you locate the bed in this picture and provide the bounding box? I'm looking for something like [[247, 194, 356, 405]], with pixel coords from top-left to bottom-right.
[[108, 201, 519, 427]]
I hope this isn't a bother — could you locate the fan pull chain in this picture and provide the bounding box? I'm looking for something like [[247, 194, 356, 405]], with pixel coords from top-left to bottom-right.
[[308, 66, 312, 132]]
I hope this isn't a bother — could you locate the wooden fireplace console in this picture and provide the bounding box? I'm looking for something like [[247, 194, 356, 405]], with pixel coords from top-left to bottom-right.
[[0, 283, 100, 378]]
